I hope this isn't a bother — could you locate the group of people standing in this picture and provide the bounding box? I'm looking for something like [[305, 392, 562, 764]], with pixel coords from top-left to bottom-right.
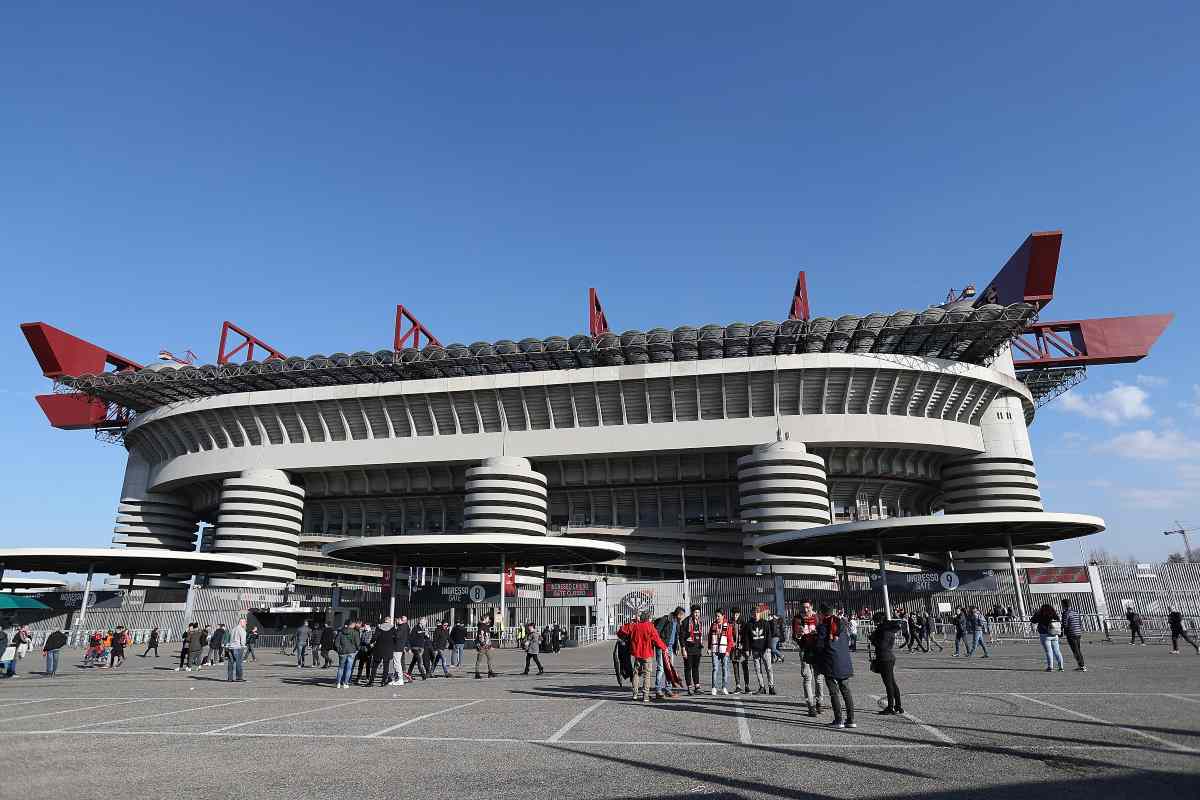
[[175, 620, 254, 680], [297, 616, 477, 688]]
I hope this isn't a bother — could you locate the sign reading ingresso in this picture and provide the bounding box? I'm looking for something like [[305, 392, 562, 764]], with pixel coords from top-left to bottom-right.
[[869, 571, 1000, 593], [543, 580, 596, 599]]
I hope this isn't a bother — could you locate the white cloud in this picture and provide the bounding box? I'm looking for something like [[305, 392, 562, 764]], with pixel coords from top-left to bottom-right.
[[1136, 375, 1168, 388], [1097, 428, 1200, 461], [1060, 431, 1088, 448], [1116, 487, 1192, 509], [1058, 383, 1153, 425]]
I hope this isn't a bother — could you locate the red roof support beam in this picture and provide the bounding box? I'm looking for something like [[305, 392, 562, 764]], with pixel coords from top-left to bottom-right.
[[20, 322, 141, 378], [1012, 313, 1174, 368], [976, 231, 1062, 310], [589, 288, 610, 337], [394, 305, 441, 350], [788, 271, 811, 321], [217, 321, 286, 364]]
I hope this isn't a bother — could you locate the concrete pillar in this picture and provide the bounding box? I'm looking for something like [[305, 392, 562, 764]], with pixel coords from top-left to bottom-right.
[[207, 469, 304, 589]]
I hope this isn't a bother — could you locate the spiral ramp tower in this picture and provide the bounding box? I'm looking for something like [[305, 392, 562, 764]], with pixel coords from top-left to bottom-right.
[[739, 440, 838, 585], [206, 469, 305, 589], [463, 457, 549, 536]]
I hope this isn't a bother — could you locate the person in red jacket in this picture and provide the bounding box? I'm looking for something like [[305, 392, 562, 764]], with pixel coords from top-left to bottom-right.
[[626, 612, 668, 703]]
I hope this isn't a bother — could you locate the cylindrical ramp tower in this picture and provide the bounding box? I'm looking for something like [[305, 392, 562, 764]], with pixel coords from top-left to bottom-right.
[[463, 456, 548, 536], [739, 440, 837, 583], [207, 469, 304, 588]]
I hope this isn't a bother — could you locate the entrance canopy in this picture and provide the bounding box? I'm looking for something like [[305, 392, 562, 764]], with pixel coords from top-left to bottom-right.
[[753, 512, 1105, 558], [1, 577, 66, 592], [0, 548, 262, 579], [323, 534, 625, 569]]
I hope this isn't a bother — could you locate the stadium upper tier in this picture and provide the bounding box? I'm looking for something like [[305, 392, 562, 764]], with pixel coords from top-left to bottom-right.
[[61, 303, 1036, 413]]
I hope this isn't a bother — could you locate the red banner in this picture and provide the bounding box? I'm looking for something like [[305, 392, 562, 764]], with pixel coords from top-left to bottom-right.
[[1025, 566, 1089, 585], [504, 565, 517, 597]]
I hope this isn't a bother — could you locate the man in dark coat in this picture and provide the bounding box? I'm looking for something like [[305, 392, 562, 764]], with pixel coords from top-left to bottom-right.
[[320, 624, 336, 668], [813, 605, 855, 729], [370, 618, 397, 687]]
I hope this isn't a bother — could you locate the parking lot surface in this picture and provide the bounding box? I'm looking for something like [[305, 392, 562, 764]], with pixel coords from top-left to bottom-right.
[[1, 639, 1197, 799]]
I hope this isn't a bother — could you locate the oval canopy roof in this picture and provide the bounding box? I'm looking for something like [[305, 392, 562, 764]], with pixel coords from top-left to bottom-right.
[[0, 548, 262, 576], [1, 576, 67, 591], [323, 534, 625, 569], [753, 512, 1105, 558]]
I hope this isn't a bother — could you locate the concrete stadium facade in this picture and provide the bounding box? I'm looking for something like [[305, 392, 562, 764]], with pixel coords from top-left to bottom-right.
[[110, 346, 1051, 590]]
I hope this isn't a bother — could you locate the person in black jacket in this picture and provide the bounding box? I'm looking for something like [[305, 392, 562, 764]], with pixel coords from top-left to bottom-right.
[[729, 607, 750, 694], [449, 622, 467, 668], [142, 627, 160, 658], [1168, 607, 1200, 654], [813, 606, 855, 728], [355, 624, 374, 684], [320, 624, 336, 668], [42, 629, 68, 677], [369, 619, 398, 687], [431, 622, 451, 676], [407, 624, 430, 680], [870, 611, 904, 715], [679, 606, 705, 695]]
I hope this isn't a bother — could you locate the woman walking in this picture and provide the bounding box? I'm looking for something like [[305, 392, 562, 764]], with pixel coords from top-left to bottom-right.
[[522, 623, 544, 675], [813, 605, 855, 728], [1032, 603, 1065, 672], [869, 611, 904, 715]]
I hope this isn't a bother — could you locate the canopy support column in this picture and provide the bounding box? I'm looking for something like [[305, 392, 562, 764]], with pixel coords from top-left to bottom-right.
[[76, 562, 95, 641], [876, 539, 892, 620], [499, 553, 507, 644], [840, 554, 851, 616], [388, 552, 397, 620], [1005, 535, 1027, 620]]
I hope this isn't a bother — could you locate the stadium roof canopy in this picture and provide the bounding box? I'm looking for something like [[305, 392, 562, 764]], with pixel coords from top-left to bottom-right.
[[0, 548, 262, 579], [58, 304, 1036, 413], [323, 534, 626, 569], [753, 512, 1105, 558]]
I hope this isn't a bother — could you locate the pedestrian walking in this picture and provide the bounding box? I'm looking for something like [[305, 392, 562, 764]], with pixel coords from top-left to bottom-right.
[[225, 619, 247, 682], [392, 616, 411, 684], [474, 615, 497, 679], [797, 601, 826, 716], [746, 605, 776, 694], [869, 611, 904, 715], [922, 612, 943, 652], [42, 629, 67, 677], [522, 623, 544, 675], [1060, 598, 1087, 671], [246, 626, 258, 662], [207, 624, 225, 665], [108, 626, 127, 669], [295, 621, 310, 668], [309, 624, 324, 667], [431, 622, 451, 676], [965, 606, 990, 657], [814, 604, 855, 728], [1031, 603, 1064, 671], [1126, 608, 1146, 645], [142, 627, 160, 658], [680, 605, 705, 695], [951, 607, 967, 657], [550, 622, 563, 653], [1168, 607, 1200, 655], [408, 623, 430, 680], [355, 623, 374, 684], [176, 623, 194, 671], [334, 620, 358, 688], [847, 616, 859, 652], [708, 608, 735, 696]]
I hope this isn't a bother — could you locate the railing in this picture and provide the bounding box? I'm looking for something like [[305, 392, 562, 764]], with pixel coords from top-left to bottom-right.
[[572, 625, 603, 645]]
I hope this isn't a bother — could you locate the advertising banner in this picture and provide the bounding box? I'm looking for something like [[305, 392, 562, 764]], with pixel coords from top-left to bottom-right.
[[869, 570, 1000, 593], [405, 582, 501, 606], [29, 590, 123, 609]]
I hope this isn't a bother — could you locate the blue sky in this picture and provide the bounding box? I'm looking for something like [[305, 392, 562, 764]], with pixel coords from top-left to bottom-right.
[[1, 3, 1197, 567]]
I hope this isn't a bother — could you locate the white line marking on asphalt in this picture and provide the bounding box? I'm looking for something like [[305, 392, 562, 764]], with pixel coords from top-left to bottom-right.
[[1166, 694, 1200, 706], [365, 699, 484, 738], [1012, 693, 1197, 753], [870, 695, 956, 745], [54, 699, 254, 731], [734, 700, 753, 745], [547, 699, 606, 743], [0, 698, 54, 710], [7, 699, 144, 723], [203, 698, 369, 734]]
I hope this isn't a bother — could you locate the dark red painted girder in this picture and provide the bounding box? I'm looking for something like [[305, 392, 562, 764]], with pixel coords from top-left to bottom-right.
[[976, 231, 1062, 310], [20, 322, 141, 378], [589, 288, 610, 337], [1012, 314, 1173, 368], [217, 321, 286, 364], [394, 305, 441, 350], [788, 271, 811, 321]]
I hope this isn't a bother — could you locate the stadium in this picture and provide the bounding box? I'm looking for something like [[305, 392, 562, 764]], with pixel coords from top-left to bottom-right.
[[19, 231, 1171, 606]]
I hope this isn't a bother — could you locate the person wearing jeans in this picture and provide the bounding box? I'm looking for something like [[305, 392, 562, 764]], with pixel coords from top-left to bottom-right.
[[654, 607, 686, 698], [1060, 598, 1087, 671], [450, 622, 467, 668], [964, 607, 990, 658], [708, 609, 735, 696], [1032, 604, 1064, 671], [797, 601, 826, 715], [1168, 608, 1200, 654], [225, 619, 247, 682], [334, 622, 358, 688], [42, 629, 67, 678]]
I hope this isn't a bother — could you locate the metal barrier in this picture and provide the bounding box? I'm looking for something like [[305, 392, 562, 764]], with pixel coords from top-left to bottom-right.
[[572, 625, 603, 645]]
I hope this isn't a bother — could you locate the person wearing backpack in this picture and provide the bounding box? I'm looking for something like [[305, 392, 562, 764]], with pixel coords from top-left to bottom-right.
[[1126, 608, 1146, 645], [1031, 603, 1064, 672]]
